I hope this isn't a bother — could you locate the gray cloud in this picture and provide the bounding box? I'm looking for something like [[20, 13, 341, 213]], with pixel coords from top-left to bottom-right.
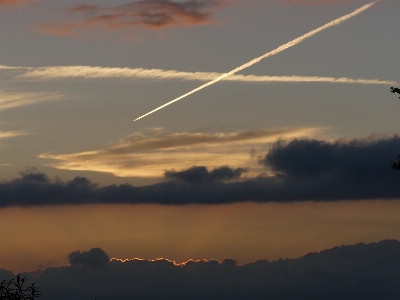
[[1, 136, 399, 207], [68, 248, 110, 268], [165, 165, 247, 182], [2, 240, 399, 300]]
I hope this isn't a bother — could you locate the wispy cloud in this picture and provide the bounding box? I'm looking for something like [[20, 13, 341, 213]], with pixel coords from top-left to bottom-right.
[[3, 64, 396, 86], [0, 89, 64, 111], [0, 130, 30, 139], [282, 0, 364, 6], [134, 1, 378, 120], [37, 0, 224, 37], [0, 0, 35, 6], [39, 127, 317, 178]]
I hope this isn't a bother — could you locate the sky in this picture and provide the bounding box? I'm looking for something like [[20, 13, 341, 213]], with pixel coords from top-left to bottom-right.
[[0, 0, 400, 293]]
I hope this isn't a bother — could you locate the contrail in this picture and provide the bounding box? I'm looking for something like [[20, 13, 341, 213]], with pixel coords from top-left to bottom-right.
[[134, 1, 377, 121], [5, 65, 396, 86]]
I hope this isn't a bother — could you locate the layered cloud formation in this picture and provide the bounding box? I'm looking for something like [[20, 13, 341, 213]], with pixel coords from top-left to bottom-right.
[[1, 240, 399, 300], [39, 127, 314, 178], [1, 136, 399, 207]]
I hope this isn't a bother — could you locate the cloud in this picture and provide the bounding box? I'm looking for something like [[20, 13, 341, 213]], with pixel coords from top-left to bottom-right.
[[0, 89, 64, 111], [1, 135, 399, 207], [68, 248, 110, 268], [0, 130, 30, 139], [0, 0, 35, 6], [261, 136, 399, 181], [1, 240, 399, 300], [38, 127, 315, 178], [165, 165, 247, 182], [37, 0, 223, 37], [2, 64, 396, 86], [283, 0, 364, 6]]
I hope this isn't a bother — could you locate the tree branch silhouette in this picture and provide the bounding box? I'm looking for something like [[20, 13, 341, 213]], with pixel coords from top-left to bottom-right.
[[390, 87, 400, 99], [389, 87, 399, 170], [392, 155, 400, 170], [0, 274, 41, 300]]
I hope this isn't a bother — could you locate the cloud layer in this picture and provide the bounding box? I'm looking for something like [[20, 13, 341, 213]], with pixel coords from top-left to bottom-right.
[[39, 127, 314, 178], [1, 240, 399, 300], [165, 165, 247, 182], [1, 136, 399, 207]]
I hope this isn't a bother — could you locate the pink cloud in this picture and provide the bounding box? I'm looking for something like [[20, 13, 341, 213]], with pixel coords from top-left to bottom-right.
[[38, 0, 224, 37], [0, 0, 35, 6]]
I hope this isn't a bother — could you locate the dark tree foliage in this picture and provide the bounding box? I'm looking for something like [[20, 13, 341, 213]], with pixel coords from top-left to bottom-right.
[[390, 87, 400, 98], [389, 87, 400, 170], [0, 275, 41, 300], [392, 155, 400, 170]]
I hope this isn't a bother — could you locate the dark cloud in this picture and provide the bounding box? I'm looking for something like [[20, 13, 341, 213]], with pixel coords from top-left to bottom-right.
[[2, 240, 399, 300], [38, 0, 223, 37], [165, 165, 247, 182], [1, 136, 399, 207], [262, 136, 399, 181], [68, 248, 110, 268]]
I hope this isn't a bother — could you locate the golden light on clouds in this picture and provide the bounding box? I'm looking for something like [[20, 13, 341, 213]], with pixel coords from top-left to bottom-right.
[[0, 130, 30, 139], [39, 127, 320, 178], [0, 89, 63, 111], [1, 200, 399, 273]]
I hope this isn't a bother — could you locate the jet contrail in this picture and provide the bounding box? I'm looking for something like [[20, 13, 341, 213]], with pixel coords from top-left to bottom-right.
[[134, 1, 377, 121], [5, 65, 396, 86]]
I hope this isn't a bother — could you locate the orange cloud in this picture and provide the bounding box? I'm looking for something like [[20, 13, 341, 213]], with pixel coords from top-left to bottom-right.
[[38, 0, 224, 37], [0, 0, 35, 6]]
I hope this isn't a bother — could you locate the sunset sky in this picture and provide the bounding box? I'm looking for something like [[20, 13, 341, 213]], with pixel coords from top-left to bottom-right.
[[0, 0, 399, 279]]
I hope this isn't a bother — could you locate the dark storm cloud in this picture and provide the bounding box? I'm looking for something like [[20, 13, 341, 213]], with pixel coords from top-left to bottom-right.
[[2, 240, 400, 300], [164, 166, 247, 182], [1, 136, 399, 207], [68, 248, 110, 268]]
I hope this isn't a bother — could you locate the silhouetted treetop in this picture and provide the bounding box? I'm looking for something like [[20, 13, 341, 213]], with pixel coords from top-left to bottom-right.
[[390, 87, 400, 98], [392, 155, 400, 170], [0, 274, 41, 300]]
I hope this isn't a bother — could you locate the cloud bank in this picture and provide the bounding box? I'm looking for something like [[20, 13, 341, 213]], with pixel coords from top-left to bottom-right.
[[1, 136, 399, 207], [1, 240, 399, 300], [165, 165, 247, 182], [68, 248, 110, 268], [38, 0, 223, 37]]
